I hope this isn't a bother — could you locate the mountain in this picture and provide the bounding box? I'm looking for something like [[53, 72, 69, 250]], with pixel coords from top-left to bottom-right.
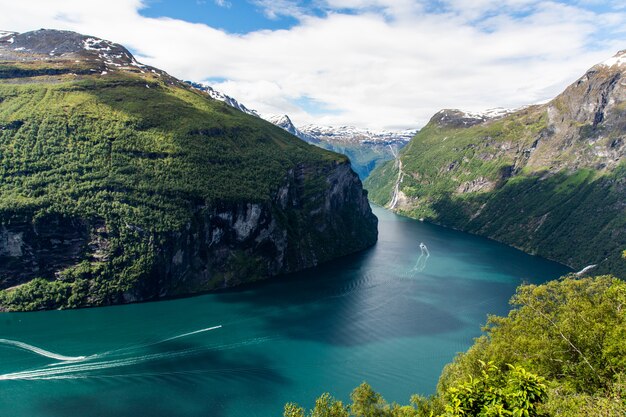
[[177, 85, 414, 180], [266, 114, 316, 141], [0, 29, 378, 311], [366, 50, 626, 277], [298, 124, 416, 145], [185, 81, 260, 118], [267, 115, 415, 179]]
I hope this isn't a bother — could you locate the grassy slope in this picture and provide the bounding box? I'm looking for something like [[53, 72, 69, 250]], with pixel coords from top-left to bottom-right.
[[0, 68, 347, 310], [0, 72, 343, 227], [365, 108, 626, 277]]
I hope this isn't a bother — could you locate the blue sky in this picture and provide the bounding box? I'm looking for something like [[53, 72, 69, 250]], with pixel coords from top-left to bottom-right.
[[2, 0, 626, 129], [139, 0, 304, 33], [138, 0, 624, 34]]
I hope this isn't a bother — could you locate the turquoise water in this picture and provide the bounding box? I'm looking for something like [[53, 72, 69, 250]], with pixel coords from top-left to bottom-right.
[[0, 206, 569, 416]]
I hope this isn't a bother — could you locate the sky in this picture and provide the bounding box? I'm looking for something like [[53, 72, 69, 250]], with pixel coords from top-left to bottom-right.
[[1, 0, 625, 130]]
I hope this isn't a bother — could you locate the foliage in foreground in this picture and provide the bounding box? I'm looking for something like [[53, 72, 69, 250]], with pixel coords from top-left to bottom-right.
[[286, 275, 626, 416], [284, 382, 439, 417], [284, 363, 546, 417]]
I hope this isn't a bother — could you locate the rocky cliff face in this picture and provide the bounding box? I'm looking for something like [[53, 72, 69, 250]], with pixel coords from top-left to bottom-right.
[[537, 53, 626, 171], [131, 161, 376, 301], [366, 51, 626, 277], [0, 29, 377, 311], [0, 160, 376, 305]]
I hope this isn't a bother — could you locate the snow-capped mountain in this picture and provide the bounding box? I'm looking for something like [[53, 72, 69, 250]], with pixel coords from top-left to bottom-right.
[[265, 114, 319, 143], [297, 124, 415, 145], [0, 29, 156, 74], [265, 114, 304, 137], [266, 115, 415, 146], [265, 115, 415, 179], [600, 49, 626, 67], [186, 81, 260, 118]]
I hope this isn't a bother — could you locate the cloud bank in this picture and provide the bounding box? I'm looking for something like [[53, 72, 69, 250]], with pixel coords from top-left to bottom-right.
[[0, 0, 624, 129]]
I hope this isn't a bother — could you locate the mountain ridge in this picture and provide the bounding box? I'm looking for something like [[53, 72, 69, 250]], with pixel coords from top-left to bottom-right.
[[181, 82, 415, 179], [366, 50, 626, 276], [265, 114, 415, 179], [0, 29, 378, 311]]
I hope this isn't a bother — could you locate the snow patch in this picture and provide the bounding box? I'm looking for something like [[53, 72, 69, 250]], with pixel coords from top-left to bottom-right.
[[298, 123, 415, 144], [601, 51, 626, 67], [83, 37, 112, 51], [462, 107, 512, 119], [187, 81, 260, 118]]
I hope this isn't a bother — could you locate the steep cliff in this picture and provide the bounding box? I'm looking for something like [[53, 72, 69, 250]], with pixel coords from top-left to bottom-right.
[[366, 51, 626, 277], [0, 29, 377, 311]]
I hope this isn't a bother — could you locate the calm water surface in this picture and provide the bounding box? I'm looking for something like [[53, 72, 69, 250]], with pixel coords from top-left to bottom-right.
[[0, 206, 569, 417]]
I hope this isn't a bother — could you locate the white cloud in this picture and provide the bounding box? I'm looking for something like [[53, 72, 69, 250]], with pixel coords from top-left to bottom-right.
[[0, 0, 624, 129], [250, 0, 309, 19]]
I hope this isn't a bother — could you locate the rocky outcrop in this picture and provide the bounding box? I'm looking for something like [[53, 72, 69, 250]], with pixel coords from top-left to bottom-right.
[[0, 215, 91, 288], [133, 161, 377, 300]]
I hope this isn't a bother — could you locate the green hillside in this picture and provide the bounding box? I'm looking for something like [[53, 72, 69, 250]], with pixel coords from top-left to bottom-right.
[[0, 30, 377, 311], [366, 59, 626, 277]]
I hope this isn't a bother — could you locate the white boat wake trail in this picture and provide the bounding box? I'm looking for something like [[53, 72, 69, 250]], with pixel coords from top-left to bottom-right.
[[0, 339, 86, 362], [412, 243, 430, 273], [0, 325, 224, 381], [160, 325, 222, 343], [394, 243, 430, 279]]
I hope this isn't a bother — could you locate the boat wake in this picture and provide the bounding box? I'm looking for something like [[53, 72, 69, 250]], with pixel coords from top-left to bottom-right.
[[0, 339, 86, 362], [0, 324, 225, 381], [160, 325, 222, 343], [412, 242, 430, 273], [394, 242, 430, 279]]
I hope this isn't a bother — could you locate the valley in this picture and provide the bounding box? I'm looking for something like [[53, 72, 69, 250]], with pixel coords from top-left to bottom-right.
[[0, 12, 624, 417]]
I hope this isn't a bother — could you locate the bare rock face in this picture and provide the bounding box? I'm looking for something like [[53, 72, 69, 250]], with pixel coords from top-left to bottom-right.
[[537, 52, 626, 171], [0, 215, 90, 289], [139, 161, 377, 299]]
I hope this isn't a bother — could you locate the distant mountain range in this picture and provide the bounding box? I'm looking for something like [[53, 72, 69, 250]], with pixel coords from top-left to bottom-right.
[[264, 114, 415, 178], [185, 83, 415, 179], [366, 50, 626, 277]]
